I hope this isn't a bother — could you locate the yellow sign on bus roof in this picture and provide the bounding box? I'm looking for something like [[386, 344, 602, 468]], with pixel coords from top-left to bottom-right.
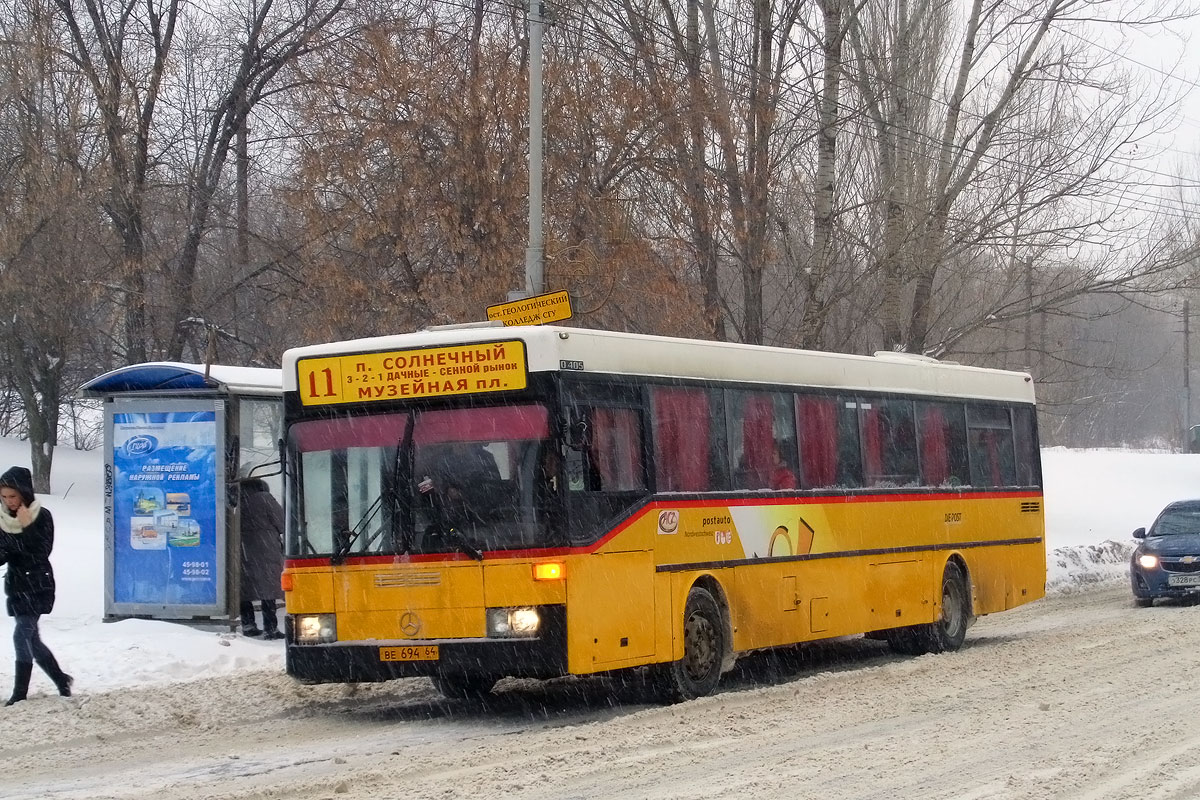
[[297, 340, 527, 407], [486, 290, 572, 327]]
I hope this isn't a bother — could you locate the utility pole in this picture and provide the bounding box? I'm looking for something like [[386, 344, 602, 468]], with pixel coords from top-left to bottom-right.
[[1185, 299, 1192, 449], [520, 0, 545, 300]]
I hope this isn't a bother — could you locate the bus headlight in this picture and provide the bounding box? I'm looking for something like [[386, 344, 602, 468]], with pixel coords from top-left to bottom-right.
[[487, 607, 541, 638], [1138, 554, 1159, 570], [294, 613, 337, 644]]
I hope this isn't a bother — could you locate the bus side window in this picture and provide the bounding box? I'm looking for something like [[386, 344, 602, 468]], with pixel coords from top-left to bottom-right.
[[966, 405, 1017, 487], [1012, 405, 1040, 487], [591, 407, 645, 491], [728, 390, 797, 490], [837, 398, 864, 488], [566, 406, 645, 492], [653, 386, 717, 492], [797, 395, 836, 488], [796, 394, 861, 489], [915, 401, 969, 487], [862, 398, 918, 487]]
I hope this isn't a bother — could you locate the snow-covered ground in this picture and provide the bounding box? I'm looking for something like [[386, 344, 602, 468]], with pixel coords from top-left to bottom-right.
[[0, 438, 1189, 699]]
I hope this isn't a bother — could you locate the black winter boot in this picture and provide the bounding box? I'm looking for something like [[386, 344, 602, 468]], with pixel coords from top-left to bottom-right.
[[261, 599, 282, 639], [240, 600, 261, 637], [34, 642, 73, 695], [5, 662, 32, 706], [34, 650, 73, 697]]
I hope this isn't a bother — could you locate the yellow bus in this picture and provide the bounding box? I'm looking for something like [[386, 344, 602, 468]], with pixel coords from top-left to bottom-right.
[[281, 324, 1044, 700]]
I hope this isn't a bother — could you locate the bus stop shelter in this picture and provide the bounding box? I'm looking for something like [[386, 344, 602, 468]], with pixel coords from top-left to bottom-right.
[[81, 362, 283, 623]]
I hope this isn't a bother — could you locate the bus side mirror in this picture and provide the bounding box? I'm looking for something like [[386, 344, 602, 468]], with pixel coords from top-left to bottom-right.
[[244, 459, 283, 480]]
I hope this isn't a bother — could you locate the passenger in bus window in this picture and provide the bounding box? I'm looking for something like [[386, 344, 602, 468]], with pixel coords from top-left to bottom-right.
[[421, 443, 504, 528], [769, 448, 798, 490]]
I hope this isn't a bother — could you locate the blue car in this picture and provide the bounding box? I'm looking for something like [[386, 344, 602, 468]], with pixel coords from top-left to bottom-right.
[[1131, 500, 1200, 607]]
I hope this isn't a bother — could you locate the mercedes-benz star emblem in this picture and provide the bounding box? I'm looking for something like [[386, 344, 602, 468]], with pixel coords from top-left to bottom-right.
[[399, 610, 422, 637]]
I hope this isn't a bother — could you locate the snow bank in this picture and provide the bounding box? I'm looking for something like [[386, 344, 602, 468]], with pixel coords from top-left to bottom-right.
[[1047, 540, 1132, 591]]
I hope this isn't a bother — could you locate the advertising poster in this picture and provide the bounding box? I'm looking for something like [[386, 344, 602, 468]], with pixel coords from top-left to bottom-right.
[[111, 408, 221, 608]]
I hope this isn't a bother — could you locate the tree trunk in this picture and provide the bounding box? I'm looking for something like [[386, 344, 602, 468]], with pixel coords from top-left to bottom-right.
[[685, 0, 725, 341], [800, 0, 847, 349]]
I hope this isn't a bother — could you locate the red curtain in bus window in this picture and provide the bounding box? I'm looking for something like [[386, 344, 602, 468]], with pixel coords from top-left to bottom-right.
[[592, 408, 644, 491], [985, 430, 1001, 486], [799, 397, 837, 487], [742, 395, 774, 487], [920, 406, 949, 485], [862, 405, 882, 483], [653, 389, 709, 491]]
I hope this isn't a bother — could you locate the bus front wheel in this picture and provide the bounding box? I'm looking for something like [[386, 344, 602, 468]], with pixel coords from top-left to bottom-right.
[[659, 586, 725, 703], [431, 672, 497, 700]]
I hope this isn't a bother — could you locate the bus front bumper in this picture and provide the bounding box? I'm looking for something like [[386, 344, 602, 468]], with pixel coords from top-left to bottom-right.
[[284, 611, 567, 684]]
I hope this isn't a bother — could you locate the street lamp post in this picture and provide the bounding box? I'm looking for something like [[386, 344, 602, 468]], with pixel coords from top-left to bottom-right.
[[1185, 299, 1192, 449], [519, 0, 545, 301]]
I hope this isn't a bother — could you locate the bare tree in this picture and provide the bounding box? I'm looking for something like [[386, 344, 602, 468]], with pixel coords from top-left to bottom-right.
[[163, 0, 350, 360], [53, 0, 180, 363], [848, 0, 1197, 354], [0, 0, 109, 487]]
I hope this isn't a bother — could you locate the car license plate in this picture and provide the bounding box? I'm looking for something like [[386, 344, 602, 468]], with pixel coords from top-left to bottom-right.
[[379, 645, 439, 662], [1167, 574, 1200, 587]]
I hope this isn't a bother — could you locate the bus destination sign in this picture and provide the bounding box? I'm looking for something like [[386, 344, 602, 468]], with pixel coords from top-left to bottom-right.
[[298, 340, 527, 406], [486, 290, 572, 327]]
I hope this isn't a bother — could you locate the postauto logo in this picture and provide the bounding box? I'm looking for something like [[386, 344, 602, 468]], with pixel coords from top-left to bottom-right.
[[122, 435, 158, 457]]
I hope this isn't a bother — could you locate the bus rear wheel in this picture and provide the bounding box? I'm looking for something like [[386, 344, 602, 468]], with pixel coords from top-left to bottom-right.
[[886, 561, 971, 655], [659, 586, 725, 703]]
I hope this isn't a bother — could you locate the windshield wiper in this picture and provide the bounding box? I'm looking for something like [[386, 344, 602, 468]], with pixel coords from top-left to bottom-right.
[[392, 415, 415, 555], [333, 494, 384, 564], [444, 523, 484, 561], [419, 476, 484, 561], [334, 418, 417, 564]]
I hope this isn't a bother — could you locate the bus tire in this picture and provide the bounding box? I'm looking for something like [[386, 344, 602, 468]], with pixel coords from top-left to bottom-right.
[[658, 586, 725, 703], [431, 672, 496, 700], [885, 561, 971, 655], [929, 560, 971, 652]]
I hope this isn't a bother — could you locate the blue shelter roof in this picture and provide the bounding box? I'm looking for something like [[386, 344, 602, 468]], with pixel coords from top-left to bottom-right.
[[82, 362, 282, 397]]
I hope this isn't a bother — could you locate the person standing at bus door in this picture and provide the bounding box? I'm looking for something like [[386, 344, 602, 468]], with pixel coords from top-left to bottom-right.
[[0, 466, 72, 705], [238, 478, 285, 639]]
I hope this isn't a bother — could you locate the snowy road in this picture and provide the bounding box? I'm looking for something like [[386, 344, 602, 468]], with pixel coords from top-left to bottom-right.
[[3, 581, 1199, 800]]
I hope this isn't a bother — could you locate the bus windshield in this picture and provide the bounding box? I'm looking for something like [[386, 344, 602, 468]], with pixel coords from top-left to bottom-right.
[[286, 403, 558, 558]]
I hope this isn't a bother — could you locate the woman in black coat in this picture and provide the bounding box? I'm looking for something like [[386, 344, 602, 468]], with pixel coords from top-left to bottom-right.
[[0, 465, 72, 705], [238, 478, 285, 638]]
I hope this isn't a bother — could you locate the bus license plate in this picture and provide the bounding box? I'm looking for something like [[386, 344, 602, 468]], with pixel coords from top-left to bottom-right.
[[380, 645, 439, 662], [1168, 574, 1200, 587]]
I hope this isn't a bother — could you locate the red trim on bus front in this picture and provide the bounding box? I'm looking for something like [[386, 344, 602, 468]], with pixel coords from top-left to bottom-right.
[[285, 488, 1043, 569]]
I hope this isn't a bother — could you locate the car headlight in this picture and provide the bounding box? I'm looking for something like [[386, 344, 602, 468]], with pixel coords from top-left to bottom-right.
[[1137, 554, 1159, 570], [487, 607, 541, 638], [294, 613, 337, 644]]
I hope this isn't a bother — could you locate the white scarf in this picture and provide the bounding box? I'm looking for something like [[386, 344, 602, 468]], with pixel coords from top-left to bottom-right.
[[0, 499, 42, 534]]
